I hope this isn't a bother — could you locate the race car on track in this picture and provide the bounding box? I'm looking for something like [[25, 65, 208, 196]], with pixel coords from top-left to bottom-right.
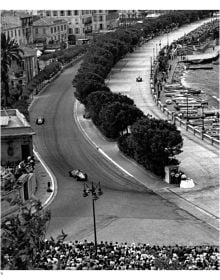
[[36, 117, 45, 125], [136, 76, 142, 82], [69, 169, 88, 181]]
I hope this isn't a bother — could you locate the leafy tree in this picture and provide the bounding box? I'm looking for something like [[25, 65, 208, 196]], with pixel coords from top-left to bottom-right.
[[11, 99, 30, 121], [118, 117, 183, 177], [79, 62, 108, 78], [86, 91, 134, 126], [1, 199, 51, 269], [99, 101, 143, 139], [1, 33, 24, 106]]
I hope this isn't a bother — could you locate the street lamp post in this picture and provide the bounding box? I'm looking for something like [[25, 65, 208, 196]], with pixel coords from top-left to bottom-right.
[[201, 103, 205, 139], [83, 182, 103, 256]]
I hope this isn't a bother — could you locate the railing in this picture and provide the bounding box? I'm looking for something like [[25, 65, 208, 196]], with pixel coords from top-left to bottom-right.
[[149, 69, 220, 146]]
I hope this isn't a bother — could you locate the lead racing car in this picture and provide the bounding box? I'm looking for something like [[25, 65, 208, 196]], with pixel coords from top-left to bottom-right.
[[136, 76, 142, 82], [69, 169, 88, 181]]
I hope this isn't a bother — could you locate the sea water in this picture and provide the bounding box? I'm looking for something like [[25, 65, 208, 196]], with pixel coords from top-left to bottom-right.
[[182, 60, 219, 110]]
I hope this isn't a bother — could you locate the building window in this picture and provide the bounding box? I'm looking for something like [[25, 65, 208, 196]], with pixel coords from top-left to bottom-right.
[[99, 10, 102, 13], [46, 11, 51, 16], [54, 36, 56, 41], [43, 28, 46, 34], [51, 27, 53, 33], [11, 30, 13, 37], [75, 28, 79, 34], [74, 10, 78, 16], [53, 11, 58, 16], [60, 10, 64, 16], [18, 29, 21, 36], [99, 23, 103, 30], [57, 26, 60, 31], [99, 15, 103, 21], [58, 34, 60, 40], [64, 33, 66, 39], [64, 25, 66, 30], [15, 29, 17, 36], [61, 25, 63, 31], [54, 26, 56, 32], [35, 28, 38, 34], [67, 10, 72, 16]]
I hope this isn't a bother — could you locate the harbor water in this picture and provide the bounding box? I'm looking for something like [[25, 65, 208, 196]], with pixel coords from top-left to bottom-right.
[[181, 58, 219, 110]]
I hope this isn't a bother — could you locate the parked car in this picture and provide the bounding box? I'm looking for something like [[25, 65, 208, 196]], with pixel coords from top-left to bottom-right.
[[69, 169, 88, 181], [136, 76, 142, 82], [36, 117, 45, 125]]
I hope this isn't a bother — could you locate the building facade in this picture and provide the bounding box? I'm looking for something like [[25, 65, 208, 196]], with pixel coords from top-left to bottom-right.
[[8, 46, 38, 88], [1, 10, 34, 45], [39, 10, 93, 40], [37, 10, 119, 42], [92, 10, 119, 33], [32, 17, 68, 46], [0, 109, 35, 165]]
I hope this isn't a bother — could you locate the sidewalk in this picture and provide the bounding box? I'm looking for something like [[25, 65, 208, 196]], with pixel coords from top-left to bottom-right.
[[33, 157, 52, 207]]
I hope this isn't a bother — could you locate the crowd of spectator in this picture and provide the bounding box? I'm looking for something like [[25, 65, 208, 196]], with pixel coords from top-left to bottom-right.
[[1, 156, 35, 193], [6, 240, 218, 270], [176, 19, 219, 46]]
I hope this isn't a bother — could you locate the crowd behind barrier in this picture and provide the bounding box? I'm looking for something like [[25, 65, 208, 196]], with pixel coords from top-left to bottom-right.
[[1, 156, 35, 193], [176, 19, 219, 46], [3, 240, 219, 270]]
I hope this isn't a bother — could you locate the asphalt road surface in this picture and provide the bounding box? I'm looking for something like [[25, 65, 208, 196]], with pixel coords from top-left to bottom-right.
[[29, 19, 218, 245]]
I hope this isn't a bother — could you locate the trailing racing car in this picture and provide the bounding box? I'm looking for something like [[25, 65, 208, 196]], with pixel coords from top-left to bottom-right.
[[36, 117, 45, 125], [136, 76, 142, 82], [69, 169, 88, 181]]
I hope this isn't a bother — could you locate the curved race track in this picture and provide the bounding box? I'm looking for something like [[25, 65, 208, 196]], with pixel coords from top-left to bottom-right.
[[29, 19, 219, 244]]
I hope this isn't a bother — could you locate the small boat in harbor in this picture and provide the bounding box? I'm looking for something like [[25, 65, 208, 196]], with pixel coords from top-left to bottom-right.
[[187, 65, 213, 70]]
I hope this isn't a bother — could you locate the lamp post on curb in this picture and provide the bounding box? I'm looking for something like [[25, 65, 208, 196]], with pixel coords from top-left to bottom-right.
[[83, 182, 103, 257]]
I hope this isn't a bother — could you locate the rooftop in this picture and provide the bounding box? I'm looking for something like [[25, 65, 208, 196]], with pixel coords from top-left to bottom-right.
[[0, 109, 35, 137], [21, 46, 37, 58], [33, 17, 68, 27]]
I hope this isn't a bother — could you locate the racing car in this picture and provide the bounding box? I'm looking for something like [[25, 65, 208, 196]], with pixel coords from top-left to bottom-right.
[[36, 117, 45, 125], [69, 169, 88, 181], [136, 76, 142, 82]]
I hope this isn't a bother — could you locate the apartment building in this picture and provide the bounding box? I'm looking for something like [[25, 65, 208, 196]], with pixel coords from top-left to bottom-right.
[[92, 10, 119, 33], [8, 46, 38, 87], [39, 10, 93, 41], [37, 10, 119, 42], [1, 10, 34, 45], [32, 17, 68, 46]]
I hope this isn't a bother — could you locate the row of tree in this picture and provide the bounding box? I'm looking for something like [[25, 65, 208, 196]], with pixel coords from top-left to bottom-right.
[[39, 44, 87, 64], [24, 61, 61, 96], [73, 11, 213, 176], [86, 91, 144, 139]]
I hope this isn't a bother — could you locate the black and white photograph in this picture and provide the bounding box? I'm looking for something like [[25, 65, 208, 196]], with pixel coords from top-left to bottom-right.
[[0, 1, 219, 273]]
